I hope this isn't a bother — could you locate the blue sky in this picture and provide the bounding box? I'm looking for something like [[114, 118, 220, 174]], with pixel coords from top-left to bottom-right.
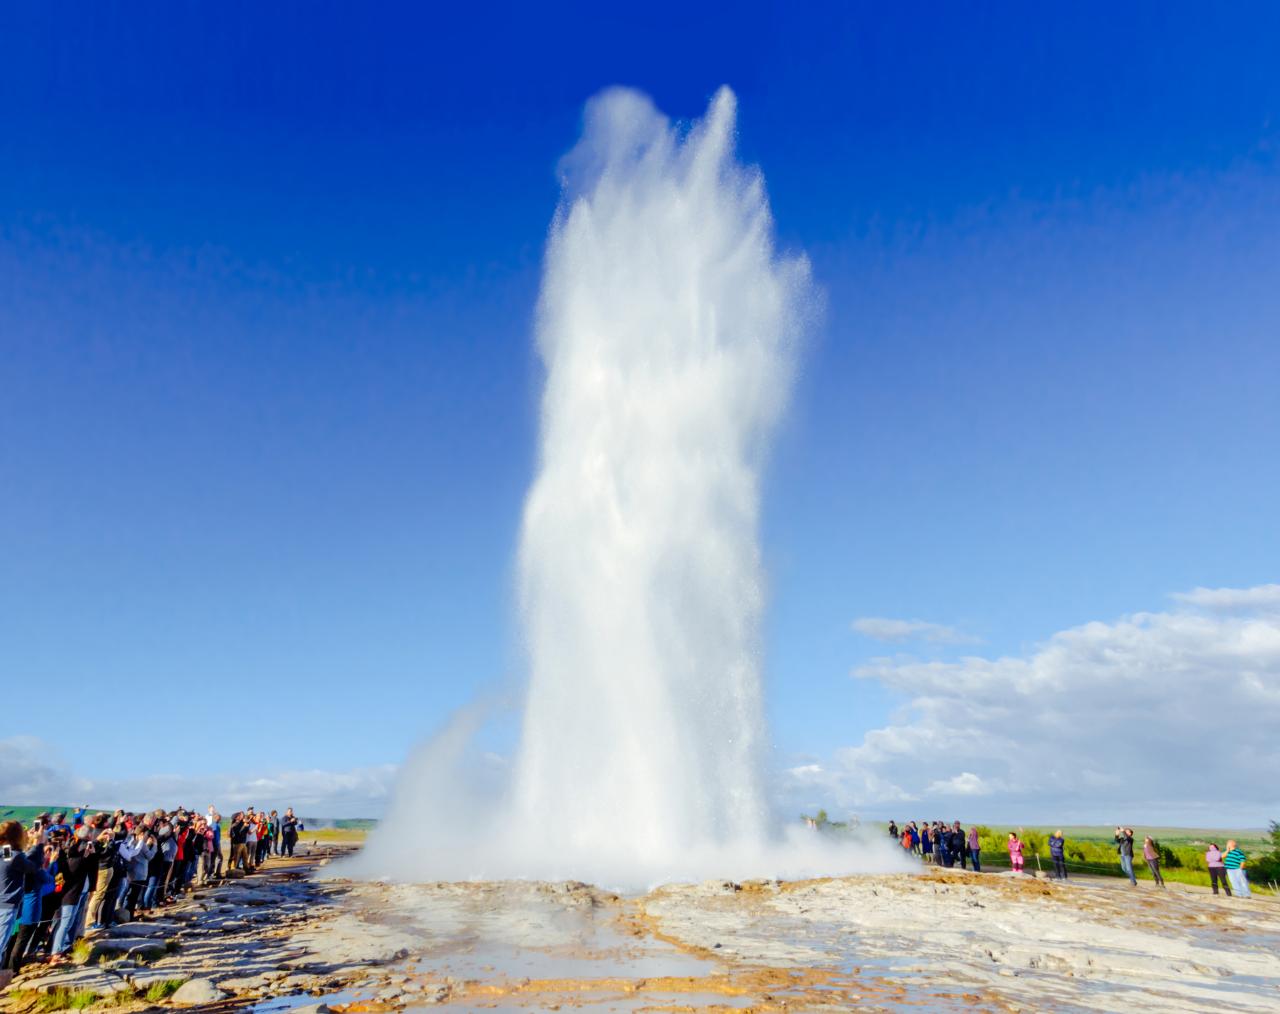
[[2, 3, 1278, 821]]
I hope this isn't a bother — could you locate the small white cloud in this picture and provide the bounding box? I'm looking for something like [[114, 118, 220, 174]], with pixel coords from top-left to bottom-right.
[[786, 763, 824, 777], [927, 772, 995, 796], [1173, 584, 1280, 610], [852, 616, 978, 644]]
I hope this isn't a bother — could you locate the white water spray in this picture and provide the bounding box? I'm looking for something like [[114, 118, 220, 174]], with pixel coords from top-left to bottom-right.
[[509, 85, 809, 876], [348, 89, 903, 885]]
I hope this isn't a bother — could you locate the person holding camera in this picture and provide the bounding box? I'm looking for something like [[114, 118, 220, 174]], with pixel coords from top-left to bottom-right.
[[118, 825, 157, 917], [87, 825, 124, 929], [1114, 827, 1137, 885], [6, 823, 61, 972], [2, 820, 48, 981], [3, 822, 56, 975], [50, 826, 97, 959]]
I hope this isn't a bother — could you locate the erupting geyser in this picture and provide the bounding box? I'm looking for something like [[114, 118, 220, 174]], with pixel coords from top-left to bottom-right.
[[511, 85, 810, 870], [353, 87, 846, 886]]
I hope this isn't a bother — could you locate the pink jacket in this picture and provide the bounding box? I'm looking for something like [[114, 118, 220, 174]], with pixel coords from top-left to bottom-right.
[[1008, 839, 1023, 858]]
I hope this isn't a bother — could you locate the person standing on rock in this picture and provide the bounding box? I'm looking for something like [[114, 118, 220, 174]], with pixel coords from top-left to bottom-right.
[[280, 808, 301, 857], [3, 829, 55, 975], [950, 822, 967, 870], [270, 810, 282, 856], [1205, 843, 1232, 896], [967, 826, 982, 872], [143, 822, 175, 910], [228, 812, 249, 873], [1142, 836, 1166, 888], [209, 809, 224, 880], [244, 814, 259, 871], [255, 812, 271, 866], [120, 825, 157, 916], [1007, 832, 1025, 874], [1222, 841, 1251, 898], [920, 823, 933, 864], [1049, 831, 1068, 880], [1114, 827, 1137, 885], [87, 825, 123, 929], [1, 820, 45, 976]]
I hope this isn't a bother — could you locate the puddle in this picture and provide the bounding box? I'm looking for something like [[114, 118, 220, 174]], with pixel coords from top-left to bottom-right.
[[251, 989, 365, 1013]]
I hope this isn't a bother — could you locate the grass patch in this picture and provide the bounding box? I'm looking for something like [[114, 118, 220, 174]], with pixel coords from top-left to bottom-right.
[[10, 989, 105, 1012], [143, 980, 186, 1003], [6, 985, 167, 1012], [294, 827, 368, 843], [72, 940, 95, 965]]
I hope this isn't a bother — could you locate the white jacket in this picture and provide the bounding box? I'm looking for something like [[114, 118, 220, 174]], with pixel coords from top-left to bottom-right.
[[118, 836, 157, 881]]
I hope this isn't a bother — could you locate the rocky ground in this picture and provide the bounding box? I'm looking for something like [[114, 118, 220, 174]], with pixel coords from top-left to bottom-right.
[[3, 846, 1278, 1012]]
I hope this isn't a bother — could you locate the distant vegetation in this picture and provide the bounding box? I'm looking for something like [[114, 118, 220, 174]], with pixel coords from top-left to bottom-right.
[[0, 806, 380, 832]]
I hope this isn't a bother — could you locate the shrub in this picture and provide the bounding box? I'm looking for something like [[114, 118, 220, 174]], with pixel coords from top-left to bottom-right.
[[144, 980, 186, 1003]]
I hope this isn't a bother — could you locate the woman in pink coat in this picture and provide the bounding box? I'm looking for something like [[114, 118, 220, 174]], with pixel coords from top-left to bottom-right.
[[1007, 832, 1025, 873]]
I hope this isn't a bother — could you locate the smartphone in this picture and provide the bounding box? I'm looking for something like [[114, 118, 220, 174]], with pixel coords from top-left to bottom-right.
[[1, 845, 12, 860]]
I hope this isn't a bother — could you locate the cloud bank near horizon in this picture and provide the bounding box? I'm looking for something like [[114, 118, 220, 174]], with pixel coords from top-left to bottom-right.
[[6, 584, 1276, 827], [788, 584, 1280, 826], [0, 736, 395, 818]]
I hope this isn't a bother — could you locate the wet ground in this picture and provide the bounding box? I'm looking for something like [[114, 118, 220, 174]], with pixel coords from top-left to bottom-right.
[[5, 846, 1279, 1013]]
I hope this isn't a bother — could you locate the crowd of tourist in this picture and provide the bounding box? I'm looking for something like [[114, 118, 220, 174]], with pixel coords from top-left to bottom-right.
[[1, 805, 305, 980], [890, 820, 986, 870], [886, 820, 1256, 897]]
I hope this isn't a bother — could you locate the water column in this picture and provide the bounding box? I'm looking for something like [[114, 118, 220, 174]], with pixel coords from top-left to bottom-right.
[[511, 87, 812, 879]]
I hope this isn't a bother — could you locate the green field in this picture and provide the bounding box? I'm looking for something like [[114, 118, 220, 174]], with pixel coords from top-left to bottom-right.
[[1016, 824, 1272, 850], [0, 805, 69, 824]]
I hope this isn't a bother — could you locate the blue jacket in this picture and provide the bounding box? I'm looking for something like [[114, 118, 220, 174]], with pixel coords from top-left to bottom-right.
[[1049, 835, 1066, 858], [15, 848, 55, 924], [2, 845, 40, 907]]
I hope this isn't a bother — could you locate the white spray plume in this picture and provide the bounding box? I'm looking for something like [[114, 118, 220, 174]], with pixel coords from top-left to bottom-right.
[[344, 87, 909, 887], [510, 84, 807, 873]]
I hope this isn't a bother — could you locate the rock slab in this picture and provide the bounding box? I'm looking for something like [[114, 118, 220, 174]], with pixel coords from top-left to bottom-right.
[[171, 978, 228, 1005]]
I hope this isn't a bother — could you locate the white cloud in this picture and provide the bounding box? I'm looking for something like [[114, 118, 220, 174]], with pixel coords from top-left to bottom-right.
[[851, 616, 978, 644], [817, 586, 1280, 823], [0, 738, 396, 818], [1172, 584, 1280, 611], [927, 772, 996, 797]]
